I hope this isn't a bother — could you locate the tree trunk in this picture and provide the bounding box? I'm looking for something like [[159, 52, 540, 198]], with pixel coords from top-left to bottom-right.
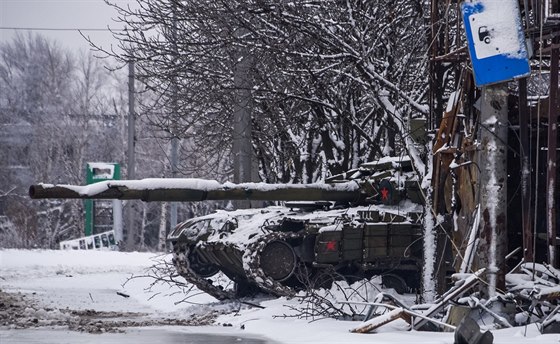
[[140, 203, 147, 250], [158, 202, 168, 252]]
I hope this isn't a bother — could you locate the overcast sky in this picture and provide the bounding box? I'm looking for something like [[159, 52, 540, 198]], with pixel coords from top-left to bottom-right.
[[0, 0, 134, 53]]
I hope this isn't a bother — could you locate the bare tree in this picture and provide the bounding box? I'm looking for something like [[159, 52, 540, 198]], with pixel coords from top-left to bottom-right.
[[99, 0, 429, 184]]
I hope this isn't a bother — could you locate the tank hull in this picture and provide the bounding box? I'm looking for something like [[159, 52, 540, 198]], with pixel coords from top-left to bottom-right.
[[169, 204, 424, 299]]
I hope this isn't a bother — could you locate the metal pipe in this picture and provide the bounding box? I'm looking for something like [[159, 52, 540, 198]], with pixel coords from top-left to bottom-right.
[[547, 37, 559, 267], [518, 78, 534, 262]]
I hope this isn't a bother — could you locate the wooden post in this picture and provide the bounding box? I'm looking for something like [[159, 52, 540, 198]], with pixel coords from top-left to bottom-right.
[[478, 85, 508, 296]]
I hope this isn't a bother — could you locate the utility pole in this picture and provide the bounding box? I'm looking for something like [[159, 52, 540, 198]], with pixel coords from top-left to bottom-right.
[[169, 2, 179, 235], [461, 0, 528, 298], [126, 60, 136, 251], [478, 84, 508, 297], [169, 137, 178, 228], [232, 28, 253, 209]]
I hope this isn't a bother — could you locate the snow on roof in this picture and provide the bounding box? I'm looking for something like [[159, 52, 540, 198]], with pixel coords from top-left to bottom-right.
[[360, 156, 411, 169]]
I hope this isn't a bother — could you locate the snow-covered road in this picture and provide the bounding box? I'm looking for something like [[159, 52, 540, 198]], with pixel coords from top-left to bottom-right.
[[0, 249, 557, 344]]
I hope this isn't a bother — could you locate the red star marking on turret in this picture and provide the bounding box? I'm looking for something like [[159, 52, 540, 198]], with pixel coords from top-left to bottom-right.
[[381, 187, 390, 201], [326, 241, 337, 251]]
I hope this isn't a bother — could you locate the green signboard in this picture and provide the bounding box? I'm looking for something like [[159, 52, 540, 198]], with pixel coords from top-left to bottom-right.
[[85, 163, 120, 236]]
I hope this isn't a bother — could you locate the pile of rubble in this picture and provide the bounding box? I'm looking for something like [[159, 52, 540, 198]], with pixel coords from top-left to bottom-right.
[[342, 263, 559, 343]]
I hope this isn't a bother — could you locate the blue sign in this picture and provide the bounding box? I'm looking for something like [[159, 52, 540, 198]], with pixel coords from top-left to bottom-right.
[[462, 1, 530, 86]]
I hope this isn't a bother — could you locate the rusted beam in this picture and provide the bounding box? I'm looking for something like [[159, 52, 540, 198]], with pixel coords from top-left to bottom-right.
[[518, 78, 534, 262], [429, 0, 438, 130], [429, 0, 446, 130], [350, 308, 411, 334], [342, 300, 457, 332], [413, 269, 485, 330], [547, 37, 559, 268]]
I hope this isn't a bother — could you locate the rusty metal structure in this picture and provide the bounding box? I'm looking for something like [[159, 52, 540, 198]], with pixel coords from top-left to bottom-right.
[[428, 0, 559, 290]]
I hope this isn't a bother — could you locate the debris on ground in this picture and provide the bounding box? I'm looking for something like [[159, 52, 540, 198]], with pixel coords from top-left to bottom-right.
[[0, 288, 218, 333], [342, 263, 560, 336]]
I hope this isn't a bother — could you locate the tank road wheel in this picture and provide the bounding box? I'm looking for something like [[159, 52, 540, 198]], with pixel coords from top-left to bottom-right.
[[381, 273, 408, 294], [260, 240, 297, 282], [189, 249, 219, 278], [234, 280, 261, 298], [310, 268, 348, 290], [242, 232, 302, 297]]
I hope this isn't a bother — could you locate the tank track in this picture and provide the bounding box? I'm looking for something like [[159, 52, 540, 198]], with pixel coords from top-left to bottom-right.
[[242, 231, 304, 298], [173, 230, 306, 300], [172, 242, 235, 301]]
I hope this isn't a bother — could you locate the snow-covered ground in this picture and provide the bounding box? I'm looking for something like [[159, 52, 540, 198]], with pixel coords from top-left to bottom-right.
[[0, 249, 558, 343]]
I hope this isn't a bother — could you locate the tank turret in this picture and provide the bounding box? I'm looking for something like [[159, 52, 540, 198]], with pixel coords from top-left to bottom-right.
[[30, 156, 424, 299]]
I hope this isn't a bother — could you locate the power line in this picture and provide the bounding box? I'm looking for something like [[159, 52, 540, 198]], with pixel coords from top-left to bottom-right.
[[0, 27, 124, 32]]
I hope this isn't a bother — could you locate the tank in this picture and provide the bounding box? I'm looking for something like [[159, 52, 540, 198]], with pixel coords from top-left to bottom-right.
[[29, 156, 424, 300]]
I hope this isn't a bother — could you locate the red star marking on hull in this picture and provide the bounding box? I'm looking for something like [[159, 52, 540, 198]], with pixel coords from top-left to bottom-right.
[[381, 187, 390, 201], [326, 241, 337, 251]]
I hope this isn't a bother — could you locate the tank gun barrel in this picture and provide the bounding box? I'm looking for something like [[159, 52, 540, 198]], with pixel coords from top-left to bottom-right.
[[29, 178, 363, 203]]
